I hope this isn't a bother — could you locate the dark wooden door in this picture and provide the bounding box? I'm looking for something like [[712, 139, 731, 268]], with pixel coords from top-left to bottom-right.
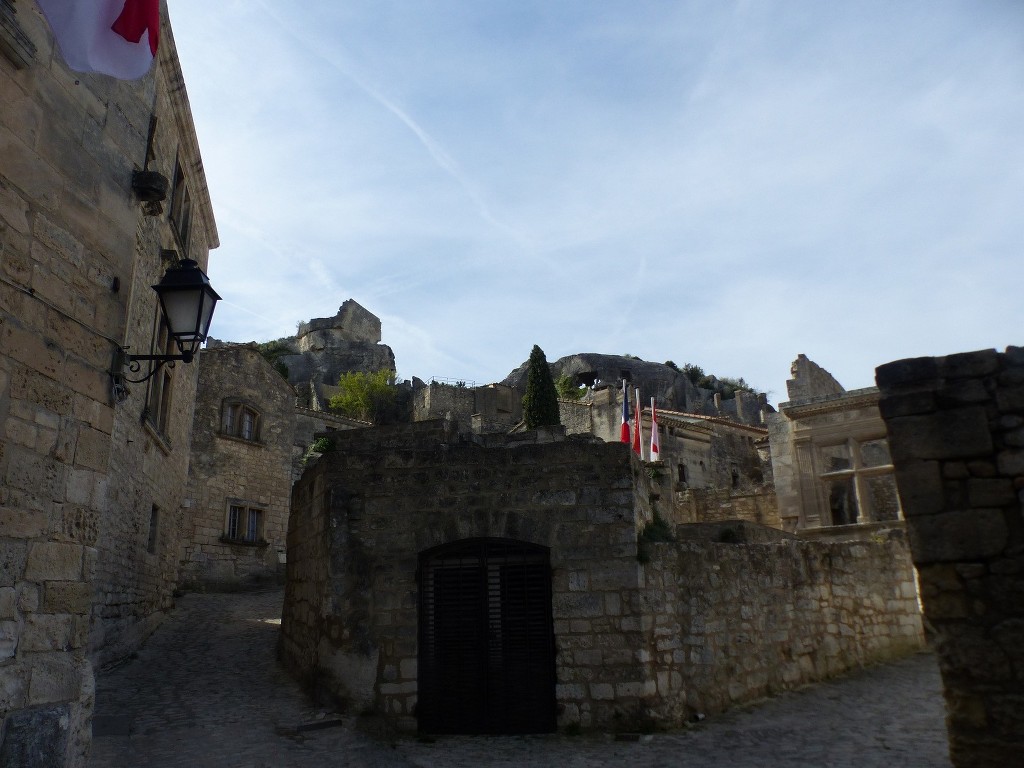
[[418, 538, 556, 734]]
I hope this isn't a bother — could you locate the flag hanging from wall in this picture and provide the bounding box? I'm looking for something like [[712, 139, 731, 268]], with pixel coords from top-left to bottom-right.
[[620, 380, 631, 443], [37, 0, 160, 80], [632, 387, 643, 458], [650, 397, 660, 460]]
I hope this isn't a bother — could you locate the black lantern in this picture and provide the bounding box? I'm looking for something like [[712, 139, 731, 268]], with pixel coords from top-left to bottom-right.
[[112, 258, 220, 390], [152, 258, 221, 362]]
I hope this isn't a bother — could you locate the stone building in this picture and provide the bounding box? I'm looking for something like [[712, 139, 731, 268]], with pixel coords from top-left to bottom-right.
[[767, 355, 902, 532], [876, 347, 1024, 768], [180, 344, 364, 589], [557, 389, 777, 527], [280, 420, 923, 735], [413, 380, 521, 433], [1, 3, 216, 765]]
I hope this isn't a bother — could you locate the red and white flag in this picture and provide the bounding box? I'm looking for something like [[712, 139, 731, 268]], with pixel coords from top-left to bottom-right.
[[650, 397, 660, 460], [632, 387, 643, 458], [38, 0, 160, 80], [620, 380, 631, 443]]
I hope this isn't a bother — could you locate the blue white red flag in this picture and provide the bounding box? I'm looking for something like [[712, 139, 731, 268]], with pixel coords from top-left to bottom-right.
[[632, 387, 643, 457], [620, 380, 631, 443], [650, 397, 660, 460]]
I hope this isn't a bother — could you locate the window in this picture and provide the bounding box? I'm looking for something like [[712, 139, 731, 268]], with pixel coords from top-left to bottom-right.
[[169, 156, 192, 252], [221, 400, 261, 442], [224, 504, 264, 544], [818, 437, 902, 525], [147, 505, 159, 553], [147, 313, 174, 438]]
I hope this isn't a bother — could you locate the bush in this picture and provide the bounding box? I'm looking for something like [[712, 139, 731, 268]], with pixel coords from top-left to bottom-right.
[[328, 369, 399, 423]]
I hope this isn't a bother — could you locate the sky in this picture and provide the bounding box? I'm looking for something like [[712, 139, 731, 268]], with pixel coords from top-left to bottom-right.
[[168, 0, 1024, 406]]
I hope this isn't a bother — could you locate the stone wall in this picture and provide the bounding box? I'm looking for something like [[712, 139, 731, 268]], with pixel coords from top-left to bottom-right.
[[876, 347, 1024, 767], [673, 488, 780, 528], [280, 421, 924, 734], [641, 532, 924, 722], [281, 421, 656, 731], [413, 381, 521, 433], [0, 5, 216, 765]]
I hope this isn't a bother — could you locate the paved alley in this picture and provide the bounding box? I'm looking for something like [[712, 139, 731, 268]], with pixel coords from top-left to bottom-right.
[[88, 589, 952, 768]]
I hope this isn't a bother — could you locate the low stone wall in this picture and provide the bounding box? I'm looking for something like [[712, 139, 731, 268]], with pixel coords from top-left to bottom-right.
[[876, 347, 1024, 767], [641, 534, 924, 723]]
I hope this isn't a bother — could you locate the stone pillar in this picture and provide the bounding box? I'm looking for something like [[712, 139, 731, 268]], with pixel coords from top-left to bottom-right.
[[876, 347, 1024, 767]]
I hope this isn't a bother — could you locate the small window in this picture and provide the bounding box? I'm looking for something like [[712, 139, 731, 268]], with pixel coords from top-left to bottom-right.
[[224, 503, 264, 544], [221, 400, 261, 442], [169, 156, 192, 252], [678, 464, 688, 484], [147, 312, 174, 438], [147, 505, 159, 553]]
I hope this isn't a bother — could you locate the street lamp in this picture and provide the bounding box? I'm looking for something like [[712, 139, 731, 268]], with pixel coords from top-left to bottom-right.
[[111, 258, 221, 391]]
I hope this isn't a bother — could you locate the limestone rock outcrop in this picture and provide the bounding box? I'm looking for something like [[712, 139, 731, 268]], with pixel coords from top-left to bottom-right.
[[502, 352, 771, 427]]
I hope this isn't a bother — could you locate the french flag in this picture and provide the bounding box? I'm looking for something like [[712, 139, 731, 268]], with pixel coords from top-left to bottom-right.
[[38, 0, 160, 80], [650, 397, 660, 460], [620, 380, 631, 443], [632, 387, 643, 458]]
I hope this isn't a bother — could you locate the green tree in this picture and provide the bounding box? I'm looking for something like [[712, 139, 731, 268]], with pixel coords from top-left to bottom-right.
[[682, 363, 705, 385], [328, 369, 398, 423], [555, 373, 584, 401], [522, 345, 561, 428]]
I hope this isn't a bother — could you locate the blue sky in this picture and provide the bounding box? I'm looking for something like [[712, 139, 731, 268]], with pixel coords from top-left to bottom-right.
[[169, 1, 1024, 405]]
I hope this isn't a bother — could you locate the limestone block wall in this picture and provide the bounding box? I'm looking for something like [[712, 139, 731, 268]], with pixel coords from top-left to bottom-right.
[[674, 488, 780, 528], [876, 347, 1024, 767], [281, 421, 657, 731], [0, 4, 216, 765], [181, 346, 295, 588], [281, 420, 924, 735], [642, 534, 924, 723]]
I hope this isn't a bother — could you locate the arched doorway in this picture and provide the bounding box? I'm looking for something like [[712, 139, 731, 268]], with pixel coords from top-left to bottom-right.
[[418, 538, 556, 734]]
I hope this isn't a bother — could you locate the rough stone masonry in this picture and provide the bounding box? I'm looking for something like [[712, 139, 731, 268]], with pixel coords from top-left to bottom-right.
[[876, 346, 1024, 768]]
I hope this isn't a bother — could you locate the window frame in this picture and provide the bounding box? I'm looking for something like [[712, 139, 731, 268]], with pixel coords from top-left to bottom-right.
[[817, 436, 902, 525], [220, 399, 262, 443], [168, 154, 192, 253], [221, 502, 266, 546], [145, 308, 175, 441]]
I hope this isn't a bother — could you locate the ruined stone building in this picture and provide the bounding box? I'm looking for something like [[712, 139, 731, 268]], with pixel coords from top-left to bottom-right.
[[767, 355, 902, 532], [237, 299, 397, 410], [1, 4, 216, 764], [180, 344, 364, 589], [280, 420, 923, 734]]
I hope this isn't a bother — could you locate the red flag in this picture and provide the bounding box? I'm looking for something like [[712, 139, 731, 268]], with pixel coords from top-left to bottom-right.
[[650, 397, 660, 460], [38, 0, 159, 80], [632, 387, 642, 458], [620, 380, 631, 443]]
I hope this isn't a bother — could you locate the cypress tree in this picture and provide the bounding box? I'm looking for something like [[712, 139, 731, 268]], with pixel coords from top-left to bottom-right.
[[522, 344, 561, 428]]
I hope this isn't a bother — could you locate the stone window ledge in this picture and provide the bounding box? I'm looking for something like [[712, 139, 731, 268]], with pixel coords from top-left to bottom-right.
[[218, 536, 269, 548]]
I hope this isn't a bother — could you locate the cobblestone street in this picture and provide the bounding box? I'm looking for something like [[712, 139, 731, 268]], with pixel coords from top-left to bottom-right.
[[88, 589, 952, 768]]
